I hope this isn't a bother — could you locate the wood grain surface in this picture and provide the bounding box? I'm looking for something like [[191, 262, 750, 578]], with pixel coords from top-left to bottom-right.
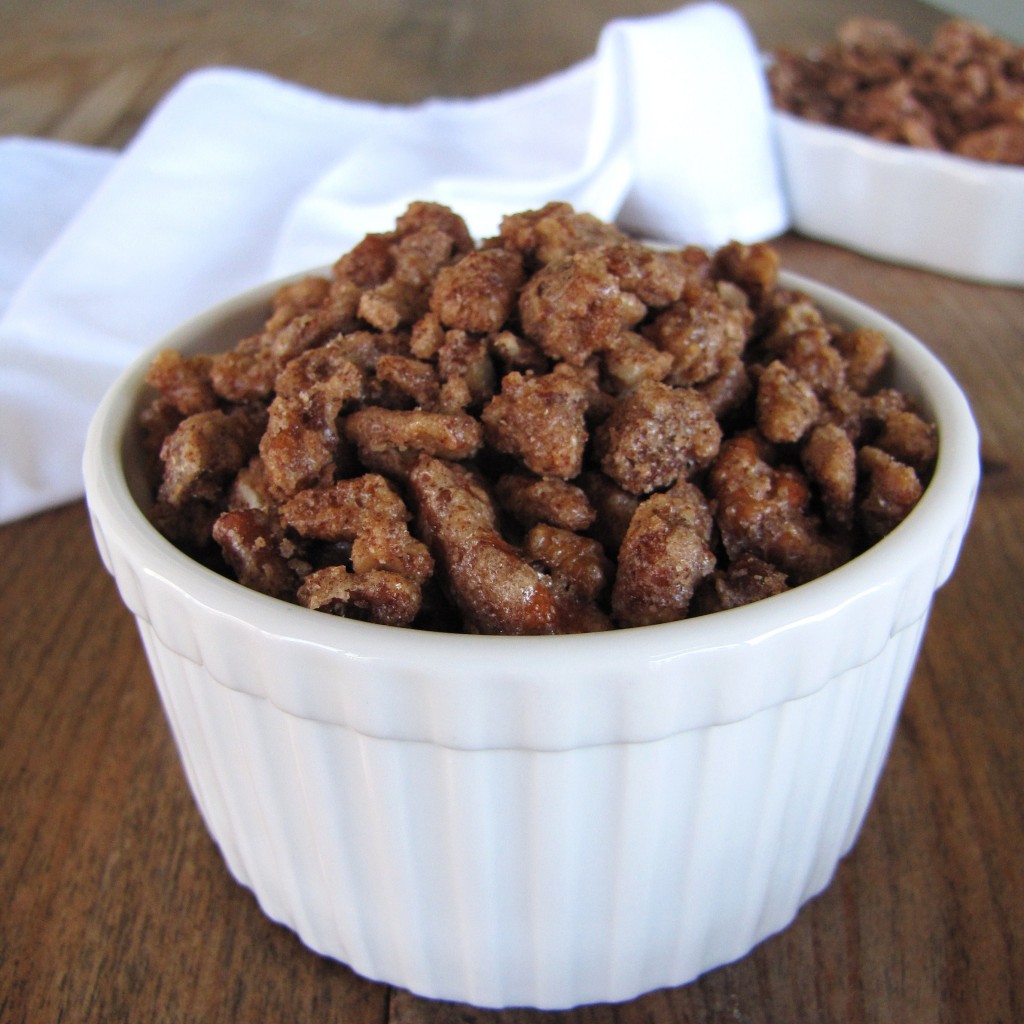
[[2, 2, 1021, 1022]]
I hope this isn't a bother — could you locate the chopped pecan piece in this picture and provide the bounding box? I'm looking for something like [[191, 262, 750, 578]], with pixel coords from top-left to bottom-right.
[[611, 482, 717, 627], [481, 365, 592, 479], [297, 566, 422, 627], [596, 381, 721, 495]]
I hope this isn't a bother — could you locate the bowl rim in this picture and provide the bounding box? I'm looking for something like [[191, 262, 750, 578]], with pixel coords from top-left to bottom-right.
[[83, 265, 980, 665]]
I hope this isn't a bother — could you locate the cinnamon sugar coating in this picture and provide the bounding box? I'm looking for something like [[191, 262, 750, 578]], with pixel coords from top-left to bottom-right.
[[407, 456, 567, 635], [481, 365, 593, 479], [211, 507, 301, 600], [709, 436, 850, 584], [692, 552, 790, 615], [518, 249, 647, 365], [495, 473, 596, 533], [141, 202, 937, 633], [297, 566, 423, 627], [430, 248, 526, 332], [596, 381, 722, 494], [612, 482, 716, 627]]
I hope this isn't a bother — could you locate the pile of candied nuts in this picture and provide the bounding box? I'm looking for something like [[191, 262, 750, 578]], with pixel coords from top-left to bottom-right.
[[140, 201, 937, 635], [769, 17, 1024, 165]]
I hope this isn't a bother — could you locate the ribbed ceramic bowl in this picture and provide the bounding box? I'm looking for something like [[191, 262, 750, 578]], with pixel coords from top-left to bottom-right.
[[83, 268, 979, 1010], [774, 110, 1024, 286]]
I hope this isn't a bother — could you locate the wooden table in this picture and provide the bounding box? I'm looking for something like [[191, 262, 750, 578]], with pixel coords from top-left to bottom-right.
[[2, 1, 1021, 1021]]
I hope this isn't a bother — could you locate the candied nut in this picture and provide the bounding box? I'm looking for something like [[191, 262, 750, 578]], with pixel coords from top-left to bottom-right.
[[518, 249, 646, 365], [834, 327, 890, 394], [210, 285, 359, 403], [692, 552, 789, 615], [818, 387, 870, 441], [844, 80, 940, 147], [710, 435, 848, 583], [712, 240, 780, 310], [158, 407, 264, 508], [138, 397, 185, 479], [326, 330, 408, 376], [603, 241, 703, 308], [356, 279, 420, 332], [348, 204, 473, 332], [643, 281, 752, 386], [756, 360, 821, 444], [760, 290, 829, 356], [497, 201, 629, 266], [858, 445, 924, 538], [836, 16, 917, 59], [344, 407, 484, 477], [524, 523, 613, 633], [430, 247, 526, 332], [409, 311, 445, 359], [228, 456, 276, 512], [212, 508, 299, 599], [782, 328, 847, 396], [611, 483, 717, 627], [408, 456, 561, 635], [268, 275, 331, 326], [145, 349, 217, 416], [495, 473, 596, 532], [490, 330, 550, 377], [874, 409, 939, 475], [274, 339, 362, 403], [695, 355, 753, 419], [358, 229, 452, 330], [437, 376, 473, 415], [578, 471, 639, 554], [801, 422, 857, 531], [437, 330, 496, 408], [597, 380, 722, 495], [148, 497, 221, 555], [481, 365, 592, 479], [396, 200, 475, 256], [955, 122, 1024, 164], [524, 523, 611, 602], [259, 348, 364, 499], [282, 474, 434, 584], [297, 565, 422, 627], [333, 232, 394, 289], [863, 387, 912, 426], [375, 353, 441, 409], [601, 331, 674, 394], [930, 17, 1005, 64]]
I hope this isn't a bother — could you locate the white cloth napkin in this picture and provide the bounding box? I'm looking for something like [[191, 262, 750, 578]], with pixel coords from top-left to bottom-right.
[[0, 1, 787, 525]]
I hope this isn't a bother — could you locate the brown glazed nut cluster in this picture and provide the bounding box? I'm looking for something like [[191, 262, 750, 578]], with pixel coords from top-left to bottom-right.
[[140, 201, 937, 634], [769, 17, 1024, 166]]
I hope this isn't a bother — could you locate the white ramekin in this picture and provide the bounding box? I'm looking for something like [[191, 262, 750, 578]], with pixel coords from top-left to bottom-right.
[[83, 269, 979, 1010], [773, 110, 1024, 286]]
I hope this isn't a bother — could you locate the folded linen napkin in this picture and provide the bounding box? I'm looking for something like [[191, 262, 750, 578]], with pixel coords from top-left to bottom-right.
[[0, 1, 787, 525]]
